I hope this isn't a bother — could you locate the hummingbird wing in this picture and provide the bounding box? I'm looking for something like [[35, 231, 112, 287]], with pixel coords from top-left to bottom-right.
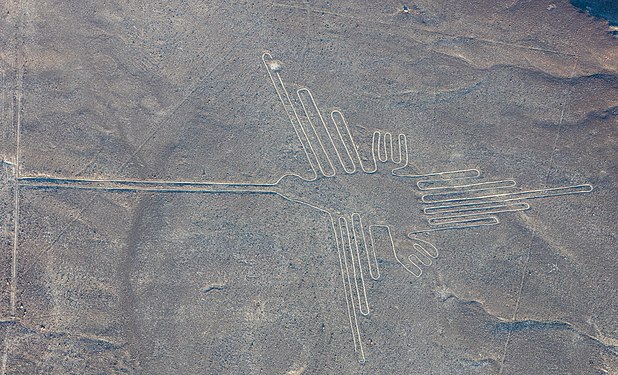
[[409, 172, 592, 236]]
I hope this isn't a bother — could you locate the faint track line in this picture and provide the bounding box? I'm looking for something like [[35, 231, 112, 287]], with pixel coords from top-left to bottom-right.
[[12, 50, 595, 369], [420, 184, 592, 204], [18, 197, 95, 278], [498, 58, 580, 374], [261, 52, 591, 366], [9, 0, 25, 319], [262, 53, 321, 180], [1, 332, 9, 375], [4, 2, 25, 373], [19, 38, 243, 280], [119, 48, 235, 174], [271, 3, 575, 57], [1, 71, 4, 139]]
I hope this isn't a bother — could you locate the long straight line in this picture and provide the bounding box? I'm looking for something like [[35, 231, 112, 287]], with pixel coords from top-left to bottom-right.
[[10, 19, 24, 319], [0, 333, 9, 375], [20, 36, 248, 280], [20, 184, 277, 195], [10, 130, 19, 317], [17, 175, 279, 194], [498, 58, 579, 374], [17, 176, 276, 187], [421, 184, 592, 204], [271, 3, 574, 57]]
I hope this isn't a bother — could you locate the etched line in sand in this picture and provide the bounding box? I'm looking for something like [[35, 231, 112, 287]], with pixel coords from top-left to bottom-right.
[[409, 216, 500, 235], [10, 65, 23, 318], [498, 58, 582, 375], [424, 201, 529, 215], [331, 216, 366, 364], [330, 110, 377, 173], [298, 88, 355, 174], [262, 53, 322, 180], [417, 179, 517, 191], [11, 52, 593, 367], [338, 216, 370, 317], [1, 70, 4, 140], [353, 214, 379, 281], [294, 88, 335, 177], [421, 183, 593, 204], [426, 203, 530, 225]]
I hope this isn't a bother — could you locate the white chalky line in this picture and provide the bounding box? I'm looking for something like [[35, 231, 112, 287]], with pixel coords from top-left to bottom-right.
[[10, 73, 23, 319], [338, 216, 370, 317], [409, 217, 501, 235], [262, 52, 325, 180], [9, 52, 594, 365], [417, 178, 516, 191], [268, 99, 451, 359], [273, 193, 368, 363], [352, 213, 380, 282], [297, 88, 352, 175], [426, 203, 530, 225], [261, 53, 446, 361], [330, 110, 378, 174], [420, 183, 593, 204], [424, 201, 529, 215], [409, 182, 592, 233]]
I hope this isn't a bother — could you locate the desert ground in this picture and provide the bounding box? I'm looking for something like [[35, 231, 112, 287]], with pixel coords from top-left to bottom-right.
[[0, 0, 617, 374]]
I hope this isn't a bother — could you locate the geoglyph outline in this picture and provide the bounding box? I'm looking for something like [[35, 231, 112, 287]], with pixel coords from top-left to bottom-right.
[[3, 52, 594, 365]]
